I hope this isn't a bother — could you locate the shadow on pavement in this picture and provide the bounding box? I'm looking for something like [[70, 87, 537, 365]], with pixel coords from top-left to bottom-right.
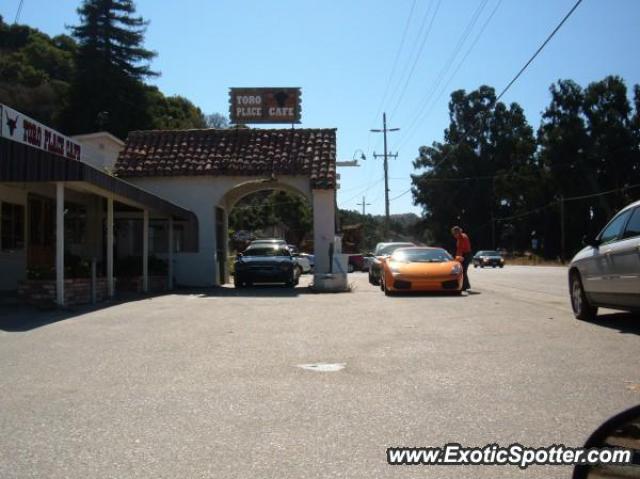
[[584, 311, 640, 336], [0, 284, 316, 332], [183, 284, 314, 298]]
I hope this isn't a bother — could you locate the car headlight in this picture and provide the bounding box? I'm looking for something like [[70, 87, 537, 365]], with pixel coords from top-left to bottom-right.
[[450, 264, 462, 275], [389, 262, 401, 274]]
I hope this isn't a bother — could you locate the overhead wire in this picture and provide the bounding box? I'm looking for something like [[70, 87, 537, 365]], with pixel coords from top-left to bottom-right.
[[395, 0, 502, 152], [427, 0, 584, 175]]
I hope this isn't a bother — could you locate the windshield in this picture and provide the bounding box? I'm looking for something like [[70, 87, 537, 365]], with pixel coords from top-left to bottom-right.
[[479, 251, 500, 256], [378, 243, 414, 256], [391, 248, 452, 263], [243, 247, 290, 257]]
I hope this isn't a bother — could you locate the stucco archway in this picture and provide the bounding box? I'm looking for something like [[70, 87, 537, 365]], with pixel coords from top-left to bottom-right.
[[114, 128, 345, 290], [216, 177, 334, 285]]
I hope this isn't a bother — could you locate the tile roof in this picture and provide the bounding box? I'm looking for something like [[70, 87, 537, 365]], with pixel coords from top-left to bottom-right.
[[115, 128, 337, 189]]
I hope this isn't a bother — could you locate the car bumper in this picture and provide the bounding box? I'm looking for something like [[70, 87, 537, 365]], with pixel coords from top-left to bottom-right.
[[387, 274, 463, 292], [237, 271, 292, 283]]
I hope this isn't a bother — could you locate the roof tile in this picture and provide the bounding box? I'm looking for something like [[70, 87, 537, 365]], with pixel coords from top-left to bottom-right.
[[115, 128, 337, 189]]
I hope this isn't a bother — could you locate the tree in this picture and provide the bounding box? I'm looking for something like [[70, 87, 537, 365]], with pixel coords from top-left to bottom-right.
[[206, 113, 229, 129], [63, 0, 158, 138], [146, 89, 207, 129], [0, 16, 76, 128], [411, 86, 536, 253]]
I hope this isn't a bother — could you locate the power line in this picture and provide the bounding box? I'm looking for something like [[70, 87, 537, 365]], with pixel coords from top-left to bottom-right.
[[339, 177, 385, 206], [395, 0, 502, 151], [371, 113, 401, 235], [370, 0, 418, 127], [366, 0, 419, 159], [388, 0, 443, 119], [427, 0, 583, 174], [14, 0, 25, 24]]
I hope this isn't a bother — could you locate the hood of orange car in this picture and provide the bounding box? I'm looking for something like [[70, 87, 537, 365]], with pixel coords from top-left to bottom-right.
[[387, 260, 457, 276]]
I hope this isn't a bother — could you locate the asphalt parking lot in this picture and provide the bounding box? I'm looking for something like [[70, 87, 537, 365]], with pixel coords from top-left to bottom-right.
[[1, 266, 638, 478]]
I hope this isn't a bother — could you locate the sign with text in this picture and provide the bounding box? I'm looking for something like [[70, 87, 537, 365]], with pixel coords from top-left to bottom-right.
[[229, 88, 301, 124], [0, 104, 81, 161]]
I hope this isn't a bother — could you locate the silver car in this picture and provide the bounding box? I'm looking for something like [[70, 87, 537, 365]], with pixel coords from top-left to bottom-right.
[[568, 200, 640, 320]]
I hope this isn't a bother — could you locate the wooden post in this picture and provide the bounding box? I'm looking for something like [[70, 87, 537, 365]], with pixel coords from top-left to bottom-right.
[[142, 209, 149, 293], [168, 217, 174, 290], [107, 197, 114, 297]]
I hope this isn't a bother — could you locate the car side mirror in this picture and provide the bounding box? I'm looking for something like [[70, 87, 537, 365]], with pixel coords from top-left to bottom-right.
[[572, 404, 640, 478], [236, 252, 243, 258], [583, 235, 601, 248]]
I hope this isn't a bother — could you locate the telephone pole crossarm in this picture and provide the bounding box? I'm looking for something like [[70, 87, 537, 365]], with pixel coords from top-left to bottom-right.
[[370, 112, 400, 238]]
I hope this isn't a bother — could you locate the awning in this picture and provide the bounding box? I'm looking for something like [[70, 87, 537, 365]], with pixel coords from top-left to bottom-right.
[[0, 137, 195, 222]]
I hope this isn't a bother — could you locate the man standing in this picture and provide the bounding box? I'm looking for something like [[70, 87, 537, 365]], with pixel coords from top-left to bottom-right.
[[452, 226, 472, 291]]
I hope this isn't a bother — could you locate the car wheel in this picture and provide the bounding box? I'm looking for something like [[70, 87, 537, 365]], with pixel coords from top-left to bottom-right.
[[499, 265, 504, 268], [234, 276, 244, 288], [570, 271, 597, 321], [473, 264, 478, 268], [348, 263, 354, 273]]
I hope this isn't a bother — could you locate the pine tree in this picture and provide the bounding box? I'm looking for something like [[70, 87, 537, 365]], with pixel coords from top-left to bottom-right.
[[63, 0, 158, 138]]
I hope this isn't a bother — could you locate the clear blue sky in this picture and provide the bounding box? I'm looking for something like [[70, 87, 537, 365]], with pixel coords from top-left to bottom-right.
[[2, 0, 639, 215]]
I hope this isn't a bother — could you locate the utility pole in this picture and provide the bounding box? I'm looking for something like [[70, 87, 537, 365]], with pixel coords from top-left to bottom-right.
[[371, 112, 399, 238], [356, 196, 371, 216]]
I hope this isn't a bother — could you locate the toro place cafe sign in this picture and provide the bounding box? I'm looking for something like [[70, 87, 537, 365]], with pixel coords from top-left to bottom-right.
[[1, 104, 81, 161], [229, 87, 301, 124]]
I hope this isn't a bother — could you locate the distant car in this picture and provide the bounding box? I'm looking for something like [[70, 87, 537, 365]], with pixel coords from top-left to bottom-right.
[[348, 254, 365, 273], [472, 250, 505, 268], [568, 200, 640, 320], [251, 238, 286, 247], [234, 244, 298, 288], [380, 247, 463, 296], [368, 242, 415, 285], [287, 244, 311, 274]]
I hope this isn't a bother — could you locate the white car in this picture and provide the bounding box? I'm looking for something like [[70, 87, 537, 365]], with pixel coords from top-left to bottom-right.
[[568, 200, 640, 320]]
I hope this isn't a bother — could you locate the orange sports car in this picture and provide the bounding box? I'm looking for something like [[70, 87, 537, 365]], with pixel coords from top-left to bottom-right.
[[379, 247, 464, 296]]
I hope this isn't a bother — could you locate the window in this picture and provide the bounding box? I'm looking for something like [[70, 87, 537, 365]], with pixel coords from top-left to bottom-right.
[[599, 210, 632, 245], [622, 207, 640, 239], [64, 203, 87, 245], [1, 202, 25, 250]]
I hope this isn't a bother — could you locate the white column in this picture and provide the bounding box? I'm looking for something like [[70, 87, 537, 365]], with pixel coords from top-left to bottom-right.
[[107, 197, 114, 297], [312, 189, 336, 275], [168, 217, 174, 290], [142, 209, 149, 293], [55, 182, 65, 306]]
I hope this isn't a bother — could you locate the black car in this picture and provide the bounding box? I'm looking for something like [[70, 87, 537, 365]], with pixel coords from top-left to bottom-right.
[[472, 250, 505, 268], [368, 242, 415, 285], [234, 244, 298, 288]]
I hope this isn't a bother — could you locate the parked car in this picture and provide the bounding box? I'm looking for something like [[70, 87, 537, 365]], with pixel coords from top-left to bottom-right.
[[472, 250, 505, 268], [300, 253, 315, 272], [368, 242, 415, 285], [251, 238, 286, 247], [568, 199, 640, 320], [234, 244, 298, 288], [362, 253, 375, 272], [348, 254, 365, 273], [288, 244, 311, 274], [379, 247, 464, 296]]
